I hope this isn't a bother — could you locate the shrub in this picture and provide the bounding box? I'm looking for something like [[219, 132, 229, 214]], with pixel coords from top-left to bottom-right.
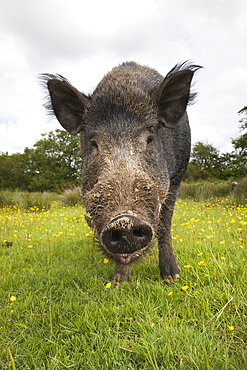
[[61, 187, 82, 206], [0, 190, 61, 210], [0, 190, 24, 207], [194, 170, 212, 180], [21, 192, 61, 210], [179, 181, 231, 201]]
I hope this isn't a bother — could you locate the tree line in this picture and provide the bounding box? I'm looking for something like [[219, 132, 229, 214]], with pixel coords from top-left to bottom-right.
[[186, 106, 247, 181], [0, 107, 246, 192], [0, 130, 81, 192]]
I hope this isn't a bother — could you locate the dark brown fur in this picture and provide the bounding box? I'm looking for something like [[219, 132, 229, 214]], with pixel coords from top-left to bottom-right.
[[41, 61, 201, 283]]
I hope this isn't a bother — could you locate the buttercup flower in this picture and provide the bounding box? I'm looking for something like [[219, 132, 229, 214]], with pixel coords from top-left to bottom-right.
[[198, 260, 205, 265], [181, 285, 189, 291]]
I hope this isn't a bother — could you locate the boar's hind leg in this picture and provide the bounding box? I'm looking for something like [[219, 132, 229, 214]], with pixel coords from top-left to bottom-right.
[[112, 263, 130, 283], [158, 202, 180, 284]]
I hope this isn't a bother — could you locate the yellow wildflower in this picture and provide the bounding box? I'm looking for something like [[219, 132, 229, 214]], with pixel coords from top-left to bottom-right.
[[181, 285, 189, 291], [167, 291, 173, 296], [103, 258, 109, 263], [105, 282, 112, 288], [228, 326, 234, 331], [10, 296, 17, 302]]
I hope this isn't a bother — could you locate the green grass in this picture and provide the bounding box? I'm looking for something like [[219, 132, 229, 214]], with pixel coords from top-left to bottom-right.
[[0, 200, 246, 369]]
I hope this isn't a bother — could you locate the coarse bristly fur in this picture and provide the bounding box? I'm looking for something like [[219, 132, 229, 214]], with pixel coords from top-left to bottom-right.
[[40, 60, 202, 283]]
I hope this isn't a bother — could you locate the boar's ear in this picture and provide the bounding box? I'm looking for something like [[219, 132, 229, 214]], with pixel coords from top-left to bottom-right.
[[152, 69, 194, 128], [41, 74, 90, 135]]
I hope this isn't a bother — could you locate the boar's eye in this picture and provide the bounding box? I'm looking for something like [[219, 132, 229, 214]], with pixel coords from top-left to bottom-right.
[[90, 140, 98, 152], [146, 135, 155, 147]]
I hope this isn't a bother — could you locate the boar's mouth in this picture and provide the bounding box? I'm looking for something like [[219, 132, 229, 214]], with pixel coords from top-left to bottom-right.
[[114, 248, 151, 264], [100, 214, 153, 264]]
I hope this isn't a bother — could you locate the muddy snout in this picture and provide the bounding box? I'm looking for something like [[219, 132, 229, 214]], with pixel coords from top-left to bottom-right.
[[101, 215, 153, 262]]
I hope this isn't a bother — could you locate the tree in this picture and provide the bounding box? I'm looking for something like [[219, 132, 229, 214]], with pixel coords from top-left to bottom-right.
[[229, 106, 247, 177], [238, 106, 247, 128], [190, 142, 221, 176], [188, 108, 247, 180], [232, 106, 247, 157], [24, 129, 81, 191], [0, 152, 31, 190], [0, 129, 81, 192]]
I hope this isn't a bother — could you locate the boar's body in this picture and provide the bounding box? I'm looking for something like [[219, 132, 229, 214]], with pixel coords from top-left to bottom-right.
[[42, 61, 200, 283]]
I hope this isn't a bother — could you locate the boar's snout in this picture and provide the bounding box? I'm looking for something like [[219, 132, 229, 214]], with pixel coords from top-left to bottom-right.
[[101, 215, 153, 264]]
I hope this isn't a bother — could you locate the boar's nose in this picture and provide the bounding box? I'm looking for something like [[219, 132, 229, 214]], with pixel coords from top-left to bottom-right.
[[101, 215, 153, 254]]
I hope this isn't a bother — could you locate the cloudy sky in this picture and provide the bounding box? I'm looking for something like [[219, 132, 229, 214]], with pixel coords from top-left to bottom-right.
[[0, 0, 246, 155]]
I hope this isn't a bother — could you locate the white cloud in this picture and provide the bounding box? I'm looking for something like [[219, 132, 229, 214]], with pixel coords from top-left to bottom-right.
[[0, 0, 246, 154]]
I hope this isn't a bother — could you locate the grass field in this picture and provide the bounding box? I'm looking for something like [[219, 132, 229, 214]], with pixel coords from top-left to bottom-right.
[[0, 198, 246, 369]]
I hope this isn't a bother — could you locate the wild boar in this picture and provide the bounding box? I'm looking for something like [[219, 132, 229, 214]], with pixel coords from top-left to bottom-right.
[[41, 61, 201, 283]]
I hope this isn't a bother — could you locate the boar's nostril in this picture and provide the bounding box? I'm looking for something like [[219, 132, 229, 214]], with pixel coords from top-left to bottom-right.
[[101, 215, 153, 255], [110, 230, 122, 245], [133, 228, 145, 240]]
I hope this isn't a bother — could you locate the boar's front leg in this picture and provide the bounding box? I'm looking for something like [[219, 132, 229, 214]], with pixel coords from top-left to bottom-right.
[[158, 201, 180, 284], [112, 263, 131, 282]]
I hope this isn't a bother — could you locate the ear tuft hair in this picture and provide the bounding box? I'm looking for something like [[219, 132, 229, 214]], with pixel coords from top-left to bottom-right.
[[165, 61, 203, 105], [38, 74, 71, 119]]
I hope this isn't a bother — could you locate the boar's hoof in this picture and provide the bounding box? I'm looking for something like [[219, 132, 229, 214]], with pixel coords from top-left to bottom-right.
[[112, 263, 130, 282], [163, 273, 180, 285], [101, 215, 153, 257]]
